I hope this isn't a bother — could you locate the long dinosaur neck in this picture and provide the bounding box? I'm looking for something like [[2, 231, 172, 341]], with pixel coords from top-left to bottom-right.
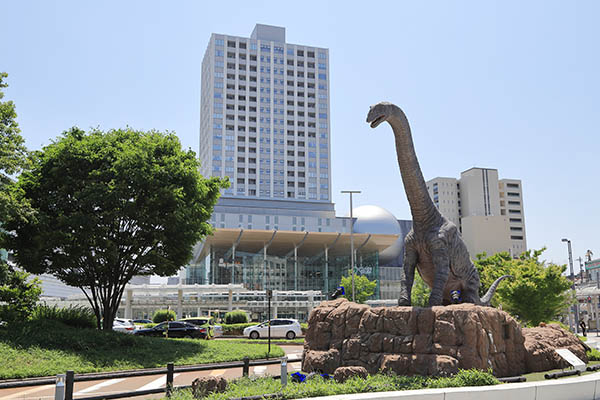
[[387, 109, 442, 229]]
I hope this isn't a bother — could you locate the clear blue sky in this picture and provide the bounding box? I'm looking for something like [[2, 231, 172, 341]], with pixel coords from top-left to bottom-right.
[[2, 1, 598, 268]]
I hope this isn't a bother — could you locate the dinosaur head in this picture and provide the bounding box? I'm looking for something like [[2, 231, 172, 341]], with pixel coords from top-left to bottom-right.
[[366, 102, 395, 128]]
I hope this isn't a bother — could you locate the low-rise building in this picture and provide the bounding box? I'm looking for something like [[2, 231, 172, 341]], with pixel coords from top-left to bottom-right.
[[426, 167, 527, 257]]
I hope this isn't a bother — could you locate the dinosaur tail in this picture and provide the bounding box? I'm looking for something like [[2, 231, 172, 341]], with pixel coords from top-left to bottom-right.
[[479, 275, 513, 306]]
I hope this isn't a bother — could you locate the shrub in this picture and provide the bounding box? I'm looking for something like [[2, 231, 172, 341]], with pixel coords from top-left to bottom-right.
[[153, 309, 176, 323], [224, 310, 248, 324], [221, 322, 257, 336], [587, 348, 600, 361], [428, 368, 499, 388], [0, 263, 42, 323], [175, 369, 499, 400], [31, 304, 96, 329]]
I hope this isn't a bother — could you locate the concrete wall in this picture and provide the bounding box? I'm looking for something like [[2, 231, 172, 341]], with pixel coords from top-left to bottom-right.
[[461, 215, 511, 257], [459, 168, 501, 217]]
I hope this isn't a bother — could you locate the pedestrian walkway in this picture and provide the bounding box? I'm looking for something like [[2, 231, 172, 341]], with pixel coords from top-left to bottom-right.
[[0, 347, 302, 400]]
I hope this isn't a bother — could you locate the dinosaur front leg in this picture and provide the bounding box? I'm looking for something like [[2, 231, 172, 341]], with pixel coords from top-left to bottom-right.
[[429, 248, 450, 306], [399, 246, 418, 306]]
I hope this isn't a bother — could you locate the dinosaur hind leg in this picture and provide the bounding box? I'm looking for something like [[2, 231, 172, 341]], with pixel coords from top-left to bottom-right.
[[460, 285, 480, 304], [461, 266, 482, 304], [399, 245, 418, 306], [429, 247, 450, 307]]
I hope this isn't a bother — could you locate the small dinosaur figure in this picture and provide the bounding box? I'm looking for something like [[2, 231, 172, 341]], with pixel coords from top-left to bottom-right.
[[366, 102, 510, 306]]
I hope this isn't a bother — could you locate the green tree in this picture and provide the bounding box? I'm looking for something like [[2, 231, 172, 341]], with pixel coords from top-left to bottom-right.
[[411, 273, 430, 307], [0, 72, 31, 224], [0, 260, 42, 322], [4, 127, 228, 330], [0, 72, 40, 323], [340, 273, 377, 303], [475, 248, 573, 326]]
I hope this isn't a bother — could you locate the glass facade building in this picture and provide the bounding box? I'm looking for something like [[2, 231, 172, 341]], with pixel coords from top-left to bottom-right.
[[186, 229, 397, 299]]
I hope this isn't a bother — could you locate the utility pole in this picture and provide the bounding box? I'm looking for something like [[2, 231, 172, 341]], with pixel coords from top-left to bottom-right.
[[341, 190, 361, 302], [575, 257, 584, 283]]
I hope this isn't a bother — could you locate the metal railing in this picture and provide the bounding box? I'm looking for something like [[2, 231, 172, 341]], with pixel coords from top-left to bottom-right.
[[0, 357, 299, 400]]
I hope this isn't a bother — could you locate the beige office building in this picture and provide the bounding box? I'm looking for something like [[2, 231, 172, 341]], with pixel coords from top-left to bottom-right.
[[426, 167, 527, 258]]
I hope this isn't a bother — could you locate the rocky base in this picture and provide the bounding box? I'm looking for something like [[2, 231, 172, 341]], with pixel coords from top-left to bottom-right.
[[523, 323, 589, 372], [191, 377, 227, 398], [302, 299, 587, 377]]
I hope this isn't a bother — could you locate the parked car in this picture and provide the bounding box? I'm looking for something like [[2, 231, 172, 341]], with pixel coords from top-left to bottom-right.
[[243, 319, 302, 340], [132, 319, 153, 324], [134, 321, 207, 339], [179, 317, 223, 338], [113, 318, 136, 334]]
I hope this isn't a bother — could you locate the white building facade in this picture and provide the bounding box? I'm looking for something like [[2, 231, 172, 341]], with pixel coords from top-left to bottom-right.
[[200, 24, 331, 203], [426, 167, 527, 257]]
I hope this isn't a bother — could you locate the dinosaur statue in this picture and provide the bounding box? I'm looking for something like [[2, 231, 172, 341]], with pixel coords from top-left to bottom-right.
[[366, 102, 510, 306]]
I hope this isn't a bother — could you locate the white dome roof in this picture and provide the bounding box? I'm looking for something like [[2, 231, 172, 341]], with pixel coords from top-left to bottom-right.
[[351, 205, 401, 235], [350, 205, 404, 265]]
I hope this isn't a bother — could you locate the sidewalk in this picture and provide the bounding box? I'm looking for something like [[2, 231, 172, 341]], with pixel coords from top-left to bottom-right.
[[585, 334, 600, 350]]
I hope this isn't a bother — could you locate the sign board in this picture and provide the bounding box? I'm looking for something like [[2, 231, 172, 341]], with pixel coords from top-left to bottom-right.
[[585, 259, 600, 271], [555, 348, 586, 372]]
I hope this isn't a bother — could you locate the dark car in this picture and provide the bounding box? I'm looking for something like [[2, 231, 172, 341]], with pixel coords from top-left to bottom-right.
[[134, 321, 207, 339], [179, 317, 223, 338], [132, 319, 153, 324]]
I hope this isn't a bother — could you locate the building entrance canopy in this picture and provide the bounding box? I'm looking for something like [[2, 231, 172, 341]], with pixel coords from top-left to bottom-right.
[[195, 229, 399, 260], [189, 229, 400, 297]]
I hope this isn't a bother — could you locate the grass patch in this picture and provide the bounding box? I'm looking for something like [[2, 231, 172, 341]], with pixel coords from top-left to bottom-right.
[[521, 361, 600, 382], [0, 320, 284, 379], [170, 369, 498, 400]]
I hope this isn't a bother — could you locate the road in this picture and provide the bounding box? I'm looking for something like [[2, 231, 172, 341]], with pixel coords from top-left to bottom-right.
[[0, 345, 303, 400]]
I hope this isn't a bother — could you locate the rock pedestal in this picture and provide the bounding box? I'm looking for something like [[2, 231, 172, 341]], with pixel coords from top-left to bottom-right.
[[302, 299, 587, 377]]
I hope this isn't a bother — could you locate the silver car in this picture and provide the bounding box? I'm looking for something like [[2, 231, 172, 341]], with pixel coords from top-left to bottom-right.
[[243, 319, 302, 340], [113, 318, 136, 334]]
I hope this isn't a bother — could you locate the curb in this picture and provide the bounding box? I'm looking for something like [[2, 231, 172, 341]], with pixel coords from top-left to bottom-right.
[[294, 371, 600, 400]]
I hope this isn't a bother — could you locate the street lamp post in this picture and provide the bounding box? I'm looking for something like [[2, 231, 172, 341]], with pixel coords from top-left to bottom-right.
[[341, 190, 361, 302], [562, 238, 579, 333], [575, 257, 584, 283]]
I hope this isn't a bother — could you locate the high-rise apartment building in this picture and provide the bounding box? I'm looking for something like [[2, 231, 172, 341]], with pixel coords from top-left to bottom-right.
[[199, 24, 331, 202], [426, 167, 527, 257]]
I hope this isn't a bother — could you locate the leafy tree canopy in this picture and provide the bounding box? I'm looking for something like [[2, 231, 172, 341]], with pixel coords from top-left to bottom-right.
[[475, 248, 573, 326], [0, 72, 40, 324], [0, 72, 31, 224], [4, 127, 228, 329], [340, 273, 377, 303], [0, 258, 42, 323], [411, 272, 430, 307]]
